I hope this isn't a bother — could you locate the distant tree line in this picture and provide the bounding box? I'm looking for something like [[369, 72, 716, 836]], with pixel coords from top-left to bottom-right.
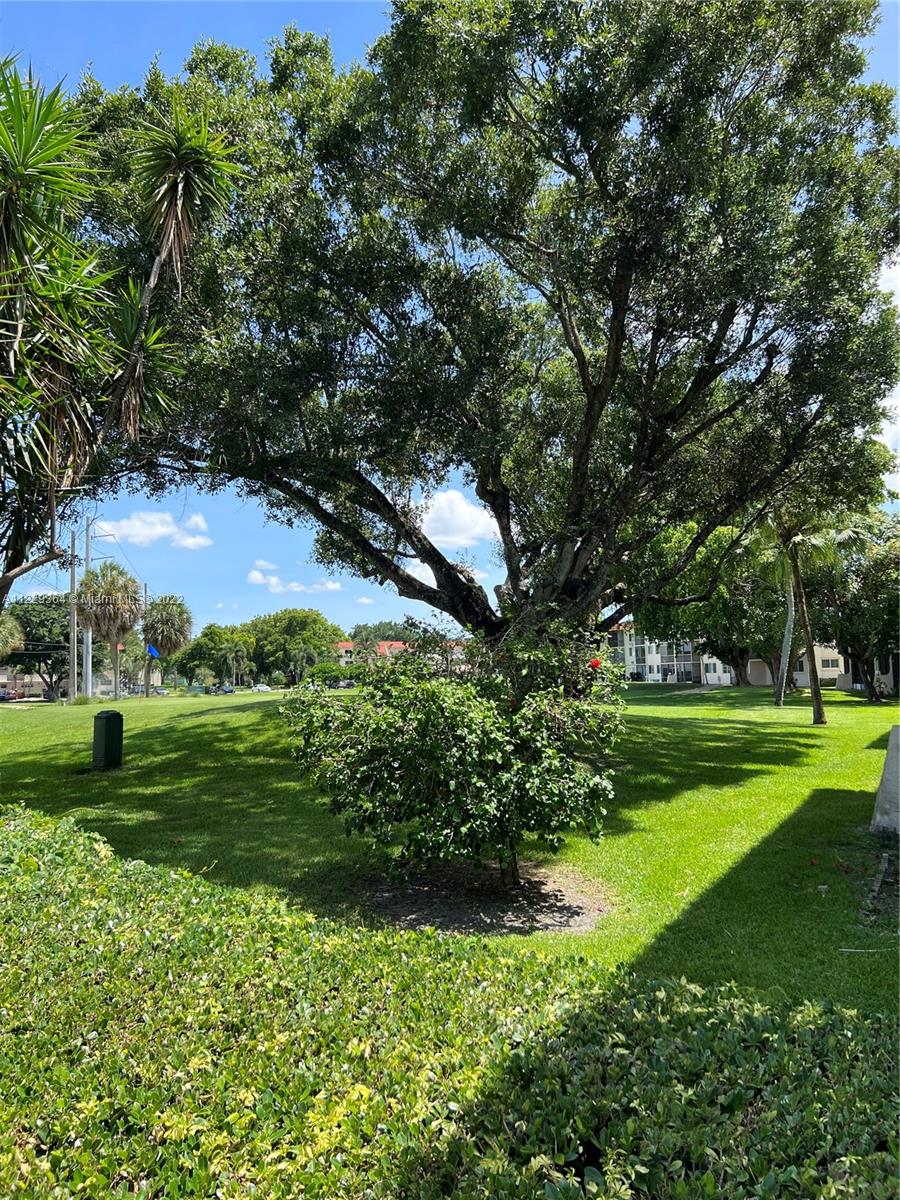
[[171, 609, 346, 686]]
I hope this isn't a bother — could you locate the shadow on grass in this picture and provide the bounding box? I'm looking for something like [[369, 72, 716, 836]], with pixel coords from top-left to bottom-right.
[[601, 713, 817, 836], [868, 729, 893, 751], [632, 787, 896, 1006], [5, 699, 373, 917], [8, 697, 822, 919]]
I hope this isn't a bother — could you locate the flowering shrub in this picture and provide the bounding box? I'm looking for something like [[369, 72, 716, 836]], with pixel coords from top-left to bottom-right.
[[283, 628, 622, 882]]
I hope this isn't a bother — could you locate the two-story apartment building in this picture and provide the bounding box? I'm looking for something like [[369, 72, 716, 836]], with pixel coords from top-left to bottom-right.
[[607, 623, 848, 689], [336, 640, 407, 667]]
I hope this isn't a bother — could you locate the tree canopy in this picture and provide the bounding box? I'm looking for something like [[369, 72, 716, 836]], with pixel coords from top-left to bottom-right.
[[2, 596, 104, 696], [174, 608, 344, 684], [349, 619, 411, 643], [807, 514, 900, 701], [81, 0, 899, 640]]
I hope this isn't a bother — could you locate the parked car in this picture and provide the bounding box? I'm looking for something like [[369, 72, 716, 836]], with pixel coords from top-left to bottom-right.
[[153, 687, 169, 696], [250, 684, 271, 692], [209, 684, 235, 695]]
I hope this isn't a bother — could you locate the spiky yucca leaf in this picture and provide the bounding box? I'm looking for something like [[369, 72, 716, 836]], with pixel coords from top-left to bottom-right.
[[134, 105, 236, 294], [0, 68, 87, 275], [108, 278, 175, 438]]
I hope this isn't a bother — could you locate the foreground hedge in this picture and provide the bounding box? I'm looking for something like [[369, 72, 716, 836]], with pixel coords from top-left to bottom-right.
[[0, 809, 895, 1199]]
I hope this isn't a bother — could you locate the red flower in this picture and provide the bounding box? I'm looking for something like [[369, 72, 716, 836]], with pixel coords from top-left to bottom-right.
[[589, 658, 601, 670]]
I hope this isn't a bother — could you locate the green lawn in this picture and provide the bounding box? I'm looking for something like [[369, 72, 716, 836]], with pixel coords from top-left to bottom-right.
[[1, 684, 896, 1011]]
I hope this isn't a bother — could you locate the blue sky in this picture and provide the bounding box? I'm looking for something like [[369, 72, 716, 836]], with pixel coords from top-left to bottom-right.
[[3, 1, 898, 635]]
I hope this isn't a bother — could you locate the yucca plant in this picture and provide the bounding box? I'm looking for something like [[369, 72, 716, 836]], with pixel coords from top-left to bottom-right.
[[0, 64, 86, 281], [0, 61, 234, 612], [77, 561, 143, 700], [108, 104, 236, 434]]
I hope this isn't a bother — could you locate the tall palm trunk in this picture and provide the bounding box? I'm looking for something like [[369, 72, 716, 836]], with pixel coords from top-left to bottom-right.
[[788, 547, 826, 726], [110, 640, 121, 701], [774, 578, 794, 707]]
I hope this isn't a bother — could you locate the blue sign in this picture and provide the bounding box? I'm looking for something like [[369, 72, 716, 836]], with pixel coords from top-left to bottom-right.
[[147, 644, 160, 659]]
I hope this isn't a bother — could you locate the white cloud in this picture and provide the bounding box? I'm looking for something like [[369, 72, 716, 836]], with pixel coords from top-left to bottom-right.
[[254, 558, 278, 570], [247, 568, 343, 595], [422, 489, 498, 549], [356, 596, 375, 605], [215, 602, 224, 609], [407, 559, 436, 587], [96, 511, 212, 551]]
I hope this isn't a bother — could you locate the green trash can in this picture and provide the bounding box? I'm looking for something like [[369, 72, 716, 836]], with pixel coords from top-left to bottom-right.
[[93, 710, 123, 770]]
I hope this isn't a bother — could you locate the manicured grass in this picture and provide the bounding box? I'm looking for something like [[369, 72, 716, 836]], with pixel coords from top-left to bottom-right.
[[551, 685, 899, 1011], [1, 685, 896, 1010]]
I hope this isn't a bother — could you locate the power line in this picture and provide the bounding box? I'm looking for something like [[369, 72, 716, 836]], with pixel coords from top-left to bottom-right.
[[97, 528, 147, 591]]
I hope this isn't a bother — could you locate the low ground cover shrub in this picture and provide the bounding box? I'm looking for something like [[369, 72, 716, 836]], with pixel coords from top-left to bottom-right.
[[0, 808, 895, 1198]]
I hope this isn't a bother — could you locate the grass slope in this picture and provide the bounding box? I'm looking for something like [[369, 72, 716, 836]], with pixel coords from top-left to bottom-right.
[[0, 685, 896, 1010]]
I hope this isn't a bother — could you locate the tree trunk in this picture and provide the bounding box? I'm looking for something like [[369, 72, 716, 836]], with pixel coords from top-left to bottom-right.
[[731, 650, 751, 686], [500, 839, 521, 888], [111, 640, 120, 701], [774, 578, 794, 707], [789, 548, 826, 726], [764, 655, 779, 689], [144, 658, 152, 699], [859, 656, 882, 703]]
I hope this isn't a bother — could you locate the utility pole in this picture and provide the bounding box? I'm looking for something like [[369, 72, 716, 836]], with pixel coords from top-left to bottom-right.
[[82, 516, 92, 699], [68, 529, 78, 701], [143, 581, 150, 698]]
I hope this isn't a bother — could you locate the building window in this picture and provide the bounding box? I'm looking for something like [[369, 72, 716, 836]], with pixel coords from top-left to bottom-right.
[[821, 658, 839, 670], [704, 662, 716, 674], [796, 659, 805, 672]]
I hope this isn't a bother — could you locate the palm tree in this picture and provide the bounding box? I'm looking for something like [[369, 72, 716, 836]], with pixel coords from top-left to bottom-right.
[[759, 511, 867, 726], [215, 642, 240, 686], [352, 629, 379, 665], [77, 561, 143, 700], [288, 643, 318, 684], [141, 594, 192, 696], [233, 644, 249, 687], [0, 610, 23, 658]]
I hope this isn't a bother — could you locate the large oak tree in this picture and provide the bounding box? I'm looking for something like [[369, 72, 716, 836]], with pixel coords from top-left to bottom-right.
[[85, 0, 900, 641]]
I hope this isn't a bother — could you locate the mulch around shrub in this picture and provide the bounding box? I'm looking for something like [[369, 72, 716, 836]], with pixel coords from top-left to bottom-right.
[[359, 860, 609, 934]]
